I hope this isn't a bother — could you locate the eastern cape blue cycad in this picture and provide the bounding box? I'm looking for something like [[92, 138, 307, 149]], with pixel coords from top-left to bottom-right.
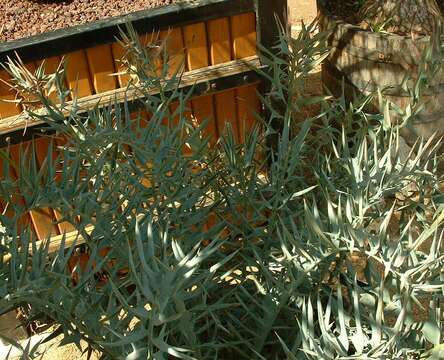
[[0, 21, 443, 359]]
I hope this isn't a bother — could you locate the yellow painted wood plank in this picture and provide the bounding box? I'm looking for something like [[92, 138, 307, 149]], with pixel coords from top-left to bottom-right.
[[52, 135, 79, 234], [65, 50, 93, 98], [207, 17, 232, 65], [214, 89, 239, 141], [111, 42, 132, 88], [8, 143, 52, 238], [86, 44, 118, 93], [0, 154, 21, 223], [231, 12, 257, 59], [160, 27, 186, 76], [183, 22, 209, 70], [236, 85, 260, 143], [36, 57, 60, 74], [170, 101, 194, 154], [19, 62, 38, 110], [32, 136, 75, 235], [183, 22, 217, 145], [191, 95, 217, 145], [131, 109, 151, 131], [0, 70, 21, 119], [208, 17, 239, 141], [36, 56, 67, 102], [38, 56, 72, 102], [139, 31, 163, 76], [24, 62, 37, 76]]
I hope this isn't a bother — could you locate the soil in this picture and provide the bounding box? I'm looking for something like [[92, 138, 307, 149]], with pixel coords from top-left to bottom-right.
[[325, 0, 444, 28], [0, 0, 176, 43]]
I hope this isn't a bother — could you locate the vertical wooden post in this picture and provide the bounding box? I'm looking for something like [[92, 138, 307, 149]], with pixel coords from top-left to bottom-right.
[[256, 0, 289, 52], [256, 0, 289, 159]]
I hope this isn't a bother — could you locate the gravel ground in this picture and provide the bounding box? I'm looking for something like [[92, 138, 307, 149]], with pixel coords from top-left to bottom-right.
[[0, 0, 176, 43]]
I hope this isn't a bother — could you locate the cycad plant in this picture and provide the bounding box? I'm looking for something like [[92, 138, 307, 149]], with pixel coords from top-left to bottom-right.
[[0, 22, 443, 359]]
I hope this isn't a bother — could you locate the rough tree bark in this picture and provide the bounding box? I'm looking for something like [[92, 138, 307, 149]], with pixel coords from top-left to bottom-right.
[[358, 0, 443, 35]]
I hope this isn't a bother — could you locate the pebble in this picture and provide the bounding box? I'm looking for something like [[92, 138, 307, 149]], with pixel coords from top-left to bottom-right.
[[0, 0, 174, 42]]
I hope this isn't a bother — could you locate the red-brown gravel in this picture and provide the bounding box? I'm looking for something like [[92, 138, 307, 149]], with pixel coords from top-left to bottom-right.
[[0, 0, 175, 43]]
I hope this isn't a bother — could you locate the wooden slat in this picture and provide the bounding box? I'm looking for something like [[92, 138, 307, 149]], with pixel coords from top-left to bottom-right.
[[85, 44, 118, 93], [214, 89, 238, 140], [22, 62, 38, 109], [65, 50, 94, 98], [32, 137, 53, 167], [207, 17, 232, 65], [183, 22, 209, 70], [1, 143, 41, 236], [31, 137, 60, 240], [111, 42, 131, 88], [24, 62, 37, 74], [125, 110, 151, 173], [23, 62, 37, 92], [0, 155, 22, 222], [4, 144, 30, 211], [36, 56, 64, 102], [169, 101, 194, 154], [164, 101, 192, 127], [236, 84, 260, 142], [231, 12, 257, 59], [131, 109, 151, 131], [183, 22, 217, 145], [51, 210, 77, 236], [54, 134, 83, 230], [33, 136, 76, 235], [126, 109, 152, 161], [0, 70, 21, 119], [160, 27, 186, 76], [9, 142, 59, 240], [0, 63, 35, 119], [139, 31, 160, 48], [207, 17, 239, 142], [191, 95, 217, 145], [139, 31, 163, 76], [231, 13, 260, 142]]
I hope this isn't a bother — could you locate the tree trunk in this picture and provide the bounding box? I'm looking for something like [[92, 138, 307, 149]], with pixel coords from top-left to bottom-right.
[[358, 0, 443, 35]]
